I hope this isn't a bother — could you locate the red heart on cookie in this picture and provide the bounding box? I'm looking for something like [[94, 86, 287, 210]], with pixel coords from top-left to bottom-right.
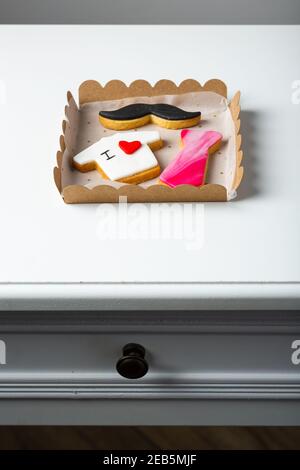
[[119, 140, 142, 155]]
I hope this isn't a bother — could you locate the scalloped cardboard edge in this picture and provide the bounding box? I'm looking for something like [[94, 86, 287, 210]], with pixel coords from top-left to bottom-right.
[[54, 79, 243, 203], [229, 91, 243, 191]]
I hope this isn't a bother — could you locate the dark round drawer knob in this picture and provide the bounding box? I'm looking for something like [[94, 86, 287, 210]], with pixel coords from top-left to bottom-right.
[[116, 343, 148, 379]]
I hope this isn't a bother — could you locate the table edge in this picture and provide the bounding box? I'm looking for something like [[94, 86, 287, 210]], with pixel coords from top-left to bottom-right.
[[0, 282, 300, 310]]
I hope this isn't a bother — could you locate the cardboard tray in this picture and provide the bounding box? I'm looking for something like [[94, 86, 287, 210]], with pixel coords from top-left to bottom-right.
[[54, 79, 243, 203]]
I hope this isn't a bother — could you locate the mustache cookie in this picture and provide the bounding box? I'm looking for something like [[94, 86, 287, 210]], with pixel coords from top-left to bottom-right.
[[99, 103, 201, 130], [159, 130, 223, 188]]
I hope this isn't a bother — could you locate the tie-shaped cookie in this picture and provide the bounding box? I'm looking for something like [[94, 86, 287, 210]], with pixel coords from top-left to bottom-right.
[[159, 129, 223, 188]]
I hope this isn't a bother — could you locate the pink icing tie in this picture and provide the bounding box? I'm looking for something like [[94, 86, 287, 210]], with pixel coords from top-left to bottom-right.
[[159, 129, 223, 188]]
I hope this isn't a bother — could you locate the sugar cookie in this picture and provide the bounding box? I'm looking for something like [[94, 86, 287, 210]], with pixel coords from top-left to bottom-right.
[[73, 131, 162, 184], [99, 103, 201, 130], [159, 130, 222, 188]]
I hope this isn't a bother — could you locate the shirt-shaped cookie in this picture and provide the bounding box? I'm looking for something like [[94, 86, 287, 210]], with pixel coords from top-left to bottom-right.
[[73, 131, 162, 184]]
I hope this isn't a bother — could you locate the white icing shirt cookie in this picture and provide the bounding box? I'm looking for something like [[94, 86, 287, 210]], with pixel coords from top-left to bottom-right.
[[73, 131, 161, 181]]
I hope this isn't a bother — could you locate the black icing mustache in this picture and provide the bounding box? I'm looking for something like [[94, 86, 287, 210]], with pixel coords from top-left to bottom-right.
[[99, 103, 201, 121]]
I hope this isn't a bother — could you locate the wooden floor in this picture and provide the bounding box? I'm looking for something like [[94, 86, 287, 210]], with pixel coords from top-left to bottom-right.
[[0, 427, 299, 450]]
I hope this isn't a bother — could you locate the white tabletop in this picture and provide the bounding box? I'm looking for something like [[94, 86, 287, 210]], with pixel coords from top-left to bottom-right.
[[0, 25, 299, 309]]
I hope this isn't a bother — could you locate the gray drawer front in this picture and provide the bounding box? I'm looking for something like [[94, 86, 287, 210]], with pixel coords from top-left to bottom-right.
[[0, 310, 299, 399]]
